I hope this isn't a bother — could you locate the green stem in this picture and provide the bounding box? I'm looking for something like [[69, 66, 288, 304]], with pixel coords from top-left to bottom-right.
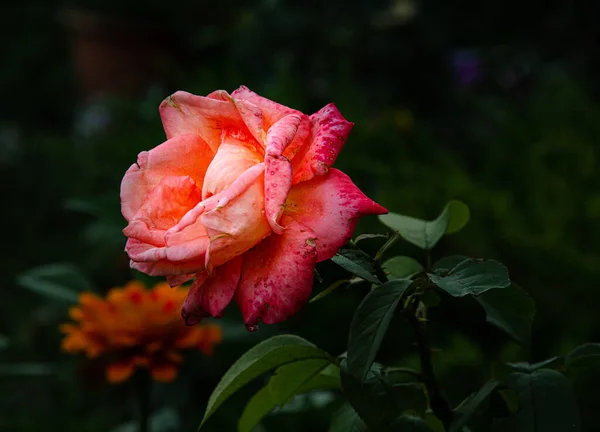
[[406, 301, 453, 430], [135, 370, 151, 432]]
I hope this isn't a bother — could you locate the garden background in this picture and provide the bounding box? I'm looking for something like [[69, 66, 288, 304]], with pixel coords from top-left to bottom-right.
[[2, 0, 600, 430]]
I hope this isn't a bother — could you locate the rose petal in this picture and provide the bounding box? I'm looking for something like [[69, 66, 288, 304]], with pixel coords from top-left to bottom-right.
[[202, 139, 262, 199], [201, 176, 272, 268], [231, 86, 311, 156], [291, 104, 353, 184], [231, 85, 297, 128], [265, 114, 302, 155], [125, 238, 167, 262], [123, 175, 202, 246], [284, 169, 387, 262], [166, 162, 265, 240], [181, 256, 243, 325], [233, 99, 266, 149], [264, 114, 301, 233], [130, 258, 206, 277], [164, 217, 210, 262], [159, 91, 243, 152], [166, 274, 195, 287], [120, 134, 213, 221], [264, 155, 292, 234], [127, 238, 208, 276], [235, 216, 317, 325]]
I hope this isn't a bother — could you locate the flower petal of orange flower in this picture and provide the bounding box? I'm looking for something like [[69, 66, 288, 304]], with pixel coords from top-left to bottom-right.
[[106, 359, 136, 383], [150, 364, 178, 382]]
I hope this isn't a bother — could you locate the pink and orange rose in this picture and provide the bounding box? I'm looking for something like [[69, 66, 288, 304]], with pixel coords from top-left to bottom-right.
[[120, 86, 386, 327]]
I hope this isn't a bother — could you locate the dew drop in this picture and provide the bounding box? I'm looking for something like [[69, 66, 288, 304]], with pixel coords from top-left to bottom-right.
[[245, 323, 259, 332]]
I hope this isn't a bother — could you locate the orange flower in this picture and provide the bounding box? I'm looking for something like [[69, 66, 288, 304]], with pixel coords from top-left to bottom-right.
[[60, 281, 222, 384]]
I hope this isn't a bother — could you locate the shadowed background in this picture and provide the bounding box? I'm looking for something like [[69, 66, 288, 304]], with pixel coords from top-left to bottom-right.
[[2, 0, 600, 430]]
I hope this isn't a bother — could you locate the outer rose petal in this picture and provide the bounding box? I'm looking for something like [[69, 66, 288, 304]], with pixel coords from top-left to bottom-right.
[[235, 216, 317, 325], [284, 169, 388, 262], [231, 85, 297, 129], [232, 86, 311, 156], [232, 99, 266, 148], [131, 260, 205, 277], [159, 91, 244, 152], [291, 104, 354, 184], [127, 240, 207, 276], [166, 274, 194, 287], [181, 256, 243, 325], [120, 134, 213, 221], [123, 176, 202, 246], [123, 176, 210, 276]]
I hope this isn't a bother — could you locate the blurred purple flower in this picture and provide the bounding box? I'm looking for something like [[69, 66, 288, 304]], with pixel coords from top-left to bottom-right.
[[451, 50, 482, 86]]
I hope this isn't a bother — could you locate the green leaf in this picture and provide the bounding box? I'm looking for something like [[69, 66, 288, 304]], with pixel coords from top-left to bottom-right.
[[476, 284, 535, 344], [432, 256, 470, 275], [378, 200, 470, 250], [238, 360, 339, 432], [329, 403, 367, 432], [199, 335, 334, 428], [310, 279, 351, 303], [347, 279, 413, 380], [495, 369, 580, 432], [277, 390, 336, 414], [425, 413, 446, 432], [389, 415, 434, 431], [383, 256, 424, 280], [332, 248, 381, 285], [16, 263, 94, 303], [566, 343, 600, 369], [450, 380, 499, 432], [341, 361, 427, 431], [428, 259, 510, 297], [506, 357, 563, 374]]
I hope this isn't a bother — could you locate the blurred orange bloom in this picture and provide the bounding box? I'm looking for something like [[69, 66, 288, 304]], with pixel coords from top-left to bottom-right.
[[60, 281, 222, 384]]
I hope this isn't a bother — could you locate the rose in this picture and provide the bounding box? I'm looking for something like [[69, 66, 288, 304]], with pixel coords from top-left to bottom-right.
[[120, 86, 387, 327]]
